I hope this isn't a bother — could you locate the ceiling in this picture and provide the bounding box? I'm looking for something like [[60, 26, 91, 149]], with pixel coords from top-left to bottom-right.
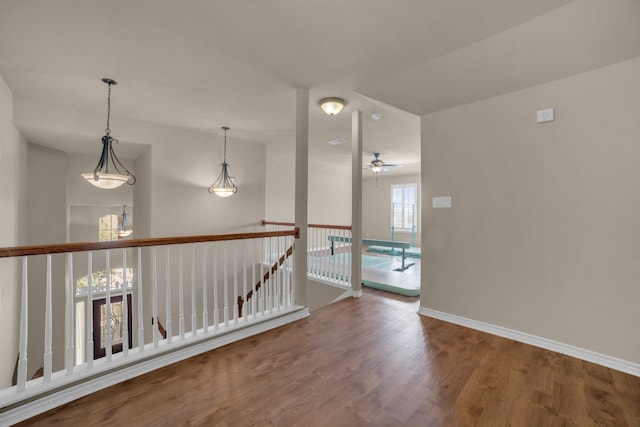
[[2, 0, 634, 178]]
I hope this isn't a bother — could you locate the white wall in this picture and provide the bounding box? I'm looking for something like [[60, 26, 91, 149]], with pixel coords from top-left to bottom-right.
[[26, 144, 67, 376], [0, 75, 28, 387], [421, 56, 640, 365], [266, 146, 351, 225]]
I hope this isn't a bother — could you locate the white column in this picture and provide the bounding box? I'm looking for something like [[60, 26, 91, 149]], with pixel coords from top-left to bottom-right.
[[351, 110, 363, 297], [294, 87, 309, 307]]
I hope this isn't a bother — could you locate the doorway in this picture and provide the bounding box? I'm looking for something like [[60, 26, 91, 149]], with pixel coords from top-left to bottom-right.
[[92, 294, 133, 359]]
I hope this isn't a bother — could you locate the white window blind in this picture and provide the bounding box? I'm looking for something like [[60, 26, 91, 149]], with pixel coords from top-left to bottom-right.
[[391, 184, 417, 232]]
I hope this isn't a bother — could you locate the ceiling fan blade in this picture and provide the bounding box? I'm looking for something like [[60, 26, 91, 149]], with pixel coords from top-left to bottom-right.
[[383, 164, 403, 168]]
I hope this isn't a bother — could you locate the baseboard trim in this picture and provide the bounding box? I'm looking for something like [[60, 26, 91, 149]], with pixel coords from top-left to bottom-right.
[[1, 307, 309, 425], [418, 307, 640, 377]]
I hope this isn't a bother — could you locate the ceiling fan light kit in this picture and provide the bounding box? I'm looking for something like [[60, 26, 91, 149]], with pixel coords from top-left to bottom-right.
[[364, 152, 402, 173]]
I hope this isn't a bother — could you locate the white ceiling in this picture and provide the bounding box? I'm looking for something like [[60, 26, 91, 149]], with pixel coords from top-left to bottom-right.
[[1, 0, 636, 178]]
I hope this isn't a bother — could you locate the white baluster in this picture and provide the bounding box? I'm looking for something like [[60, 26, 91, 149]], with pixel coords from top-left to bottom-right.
[[87, 252, 94, 366], [178, 246, 185, 340], [44, 254, 53, 382], [66, 253, 74, 373], [260, 237, 265, 314], [290, 238, 296, 306], [276, 235, 281, 311], [105, 251, 112, 361], [242, 239, 247, 319], [213, 242, 219, 329], [223, 241, 229, 327], [202, 243, 208, 332], [17, 257, 28, 392], [137, 247, 144, 351], [233, 240, 238, 323], [165, 246, 172, 343], [191, 244, 197, 337], [251, 238, 256, 317], [267, 237, 272, 312], [121, 248, 129, 357], [152, 247, 159, 348]]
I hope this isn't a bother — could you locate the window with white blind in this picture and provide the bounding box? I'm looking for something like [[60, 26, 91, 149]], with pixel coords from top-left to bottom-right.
[[391, 183, 417, 232]]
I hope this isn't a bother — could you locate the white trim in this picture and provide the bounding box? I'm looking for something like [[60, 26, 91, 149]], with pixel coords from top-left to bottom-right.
[[1, 307, 309, 425], [418, 306, 640, 377]]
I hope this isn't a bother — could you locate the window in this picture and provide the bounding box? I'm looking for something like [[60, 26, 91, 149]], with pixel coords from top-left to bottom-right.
[[391, 183, 417, 232], [98, 214, 120, 241]]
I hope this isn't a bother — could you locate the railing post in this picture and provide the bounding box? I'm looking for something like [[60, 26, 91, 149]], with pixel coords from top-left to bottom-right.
[[294, 86, 309, 307], [351, 109, 364, 297]]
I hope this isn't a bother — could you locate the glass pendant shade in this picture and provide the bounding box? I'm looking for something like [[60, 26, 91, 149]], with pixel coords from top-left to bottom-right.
[[319, 97, 345, 115], [82, 78, 136, 189], [208, 127, 238, 197]]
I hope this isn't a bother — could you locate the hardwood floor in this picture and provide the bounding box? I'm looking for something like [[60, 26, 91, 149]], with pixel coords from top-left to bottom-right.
[[17, 289, 640, 426]]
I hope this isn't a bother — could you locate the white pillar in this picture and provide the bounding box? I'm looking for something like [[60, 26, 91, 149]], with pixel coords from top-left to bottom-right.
[[351, 110, 363, 297], [294, 87, 309, 306]]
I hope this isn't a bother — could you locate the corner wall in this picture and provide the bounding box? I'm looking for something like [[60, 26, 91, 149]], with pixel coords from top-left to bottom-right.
[[0, 75, 28, 387], [420, 56, 640, 365]]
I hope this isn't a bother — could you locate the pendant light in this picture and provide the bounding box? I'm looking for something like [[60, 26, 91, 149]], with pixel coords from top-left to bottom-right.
[[117, 205, 133, 237], [208, 126, 238, 197], [81, 78, 136, 189]]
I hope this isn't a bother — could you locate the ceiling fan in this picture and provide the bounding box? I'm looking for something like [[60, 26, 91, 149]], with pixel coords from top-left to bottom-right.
[[363, 153, 403, 173]]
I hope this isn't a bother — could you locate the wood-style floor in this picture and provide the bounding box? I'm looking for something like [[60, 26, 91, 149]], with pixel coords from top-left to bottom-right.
[[17, 289, 640, 426]]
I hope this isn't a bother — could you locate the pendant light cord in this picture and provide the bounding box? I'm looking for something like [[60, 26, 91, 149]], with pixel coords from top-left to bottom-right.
[[222, 126, 229, 163], [105, 82, 112, 135]]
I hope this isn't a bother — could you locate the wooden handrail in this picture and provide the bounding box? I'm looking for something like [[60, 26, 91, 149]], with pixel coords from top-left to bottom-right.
[[261, 220, 295, 227], [0, 228, 300, 258], [262, 220, 351, 231], [237, 244, 295, 318], [309, 223, 352, 230]]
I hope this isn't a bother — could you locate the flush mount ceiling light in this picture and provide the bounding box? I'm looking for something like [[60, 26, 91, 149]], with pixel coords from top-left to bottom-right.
[[117, 205, 133, 238], [81, 78, 136, 190], [319, 97, 345, 115], [208, 126, 238, 197]]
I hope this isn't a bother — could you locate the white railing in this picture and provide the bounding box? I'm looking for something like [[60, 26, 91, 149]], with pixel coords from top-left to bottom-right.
[[0, 228, 302, 423], [262, 221, 352, 288]]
